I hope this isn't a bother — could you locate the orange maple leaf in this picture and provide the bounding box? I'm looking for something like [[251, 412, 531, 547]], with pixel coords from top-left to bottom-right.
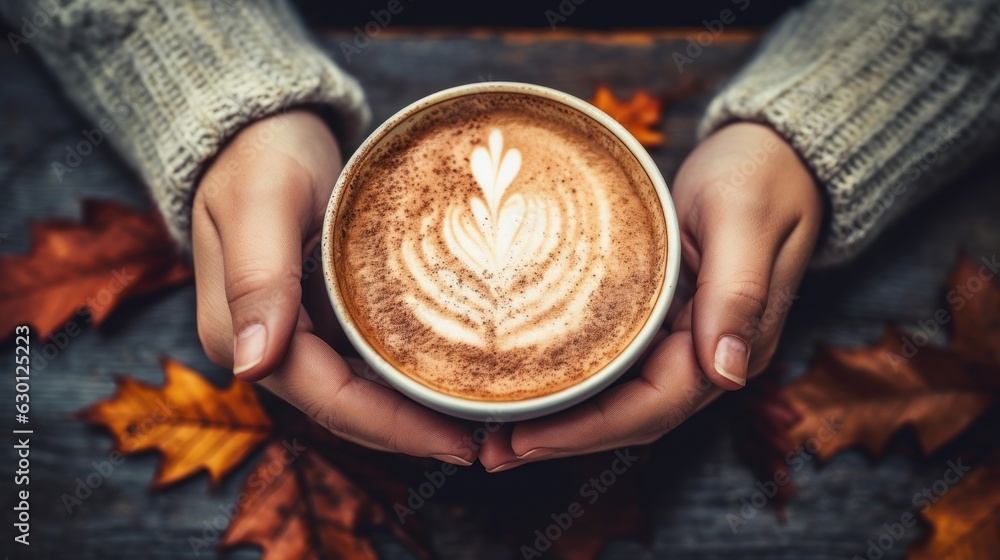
[[221, 442, 426, 560], [908, 451, 1000, 559], [782, 255, 1000, 460], [589, 85, 666, 148], [0, 199, 191, 339], [79, 359, 272, 488]]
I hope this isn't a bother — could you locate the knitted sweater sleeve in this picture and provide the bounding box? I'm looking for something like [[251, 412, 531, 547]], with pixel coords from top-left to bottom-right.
[[699, 0, 1000, 266], [1, 0, 371, 247]]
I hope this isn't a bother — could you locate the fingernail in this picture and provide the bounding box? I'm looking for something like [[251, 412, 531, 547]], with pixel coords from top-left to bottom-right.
[[486, 460, 523, 473], [233, 323, 267, 376], [715, 335, 749, 387], [432, 454, 474, 467], [515, 447, 556, 460]]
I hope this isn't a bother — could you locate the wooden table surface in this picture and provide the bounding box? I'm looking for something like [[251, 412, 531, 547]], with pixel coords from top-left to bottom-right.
[[2, 28, 999, 560]]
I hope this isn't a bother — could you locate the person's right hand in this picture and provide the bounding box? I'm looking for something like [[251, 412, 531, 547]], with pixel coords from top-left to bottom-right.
[[190, 110, 476, 466], [477, 122, 823, 471]]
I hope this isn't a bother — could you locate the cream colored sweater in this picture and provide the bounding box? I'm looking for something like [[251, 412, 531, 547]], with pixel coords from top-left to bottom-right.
[[1, 0, 370, 247], [700, 0, 1000, 264], [4, 0, 998, 264]]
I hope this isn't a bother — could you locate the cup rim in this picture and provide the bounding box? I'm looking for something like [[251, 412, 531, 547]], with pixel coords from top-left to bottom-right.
[[322, 82, 681, 421]]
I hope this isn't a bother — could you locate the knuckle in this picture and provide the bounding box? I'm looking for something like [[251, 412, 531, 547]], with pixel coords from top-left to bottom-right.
[[724, 273, 770, 321], [655, 408, 686, 435], [370, 399, 405, 452], [305, 397, 343, 435], [226, 264, 301, 314], [588, 401, 617, 450]]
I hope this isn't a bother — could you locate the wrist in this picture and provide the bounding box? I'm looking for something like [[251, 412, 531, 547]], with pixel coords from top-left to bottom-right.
[[710, 122, 823, 223], [197, 110, 341, 206]]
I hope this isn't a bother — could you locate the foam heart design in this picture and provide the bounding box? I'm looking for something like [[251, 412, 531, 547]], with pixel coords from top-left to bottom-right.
[[396, 128, 612, 350]]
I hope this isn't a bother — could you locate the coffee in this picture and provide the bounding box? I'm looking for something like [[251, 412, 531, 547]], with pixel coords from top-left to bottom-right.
[[330, 92, 667, 401]]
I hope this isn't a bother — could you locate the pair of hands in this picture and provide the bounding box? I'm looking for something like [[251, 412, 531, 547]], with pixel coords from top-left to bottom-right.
[[192, 110, 823, 470]]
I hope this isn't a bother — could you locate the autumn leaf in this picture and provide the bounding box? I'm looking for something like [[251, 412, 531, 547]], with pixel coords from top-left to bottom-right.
[[590, 85, 666, 147], [79, 358, 272, 488], [948, 255, 1000, 366], [0, 199, 191, 339], [782, 255, 1000, 460], [908, 451, 1000, 560], [221, 441, 426, 560], [784, 331, 995, 459]]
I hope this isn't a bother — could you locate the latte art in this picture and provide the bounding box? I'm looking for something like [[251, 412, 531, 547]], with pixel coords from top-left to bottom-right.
[[396, 129, 612, 350], [332, 93, 667, 401]]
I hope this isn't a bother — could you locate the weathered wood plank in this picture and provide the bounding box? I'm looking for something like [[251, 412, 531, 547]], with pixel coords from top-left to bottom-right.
[[1, 28, 998, 559]]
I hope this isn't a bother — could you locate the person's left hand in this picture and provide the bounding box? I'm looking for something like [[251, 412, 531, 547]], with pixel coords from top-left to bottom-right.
[[191, 110, 478, 465], [478, 123, 823, 472]]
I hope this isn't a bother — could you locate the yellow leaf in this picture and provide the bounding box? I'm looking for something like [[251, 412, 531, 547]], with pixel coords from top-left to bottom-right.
[[79, 359, 272, 488]]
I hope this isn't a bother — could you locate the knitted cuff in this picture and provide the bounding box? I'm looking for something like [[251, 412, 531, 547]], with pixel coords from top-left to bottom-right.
[[698, 0, 1000, 266], [4, 0, 371, 247]]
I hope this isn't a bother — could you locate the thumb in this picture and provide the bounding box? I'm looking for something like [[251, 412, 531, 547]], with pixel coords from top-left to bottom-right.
[[213, 180, 311, 381], [691, 214, 780, 390]]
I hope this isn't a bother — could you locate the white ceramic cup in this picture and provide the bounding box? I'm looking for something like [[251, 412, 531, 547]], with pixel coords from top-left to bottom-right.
[[322, 82, 681, 422]]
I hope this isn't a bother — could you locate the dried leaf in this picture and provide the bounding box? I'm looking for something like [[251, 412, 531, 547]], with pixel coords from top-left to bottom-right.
[[590, 85, 665, 147], [783, 255, 1000, 460], [785, 332, 995, 459], [221, 442, 425, 560], [948, 255, 1000, 366], [0, 199, 191, 339], [908, 451, 1000, 560], [79, 358, 271, 488]]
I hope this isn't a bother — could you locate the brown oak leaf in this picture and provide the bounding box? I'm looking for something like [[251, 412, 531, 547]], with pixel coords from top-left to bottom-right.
[[590, 85, 666, 147], [0, 199, 191, 339], [221, 441, 426, 560], [908, 451, 1000, 560], [79, 358, 271, 488], [783, 255, 1000, 460], [948, 255, 1000, 366]]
